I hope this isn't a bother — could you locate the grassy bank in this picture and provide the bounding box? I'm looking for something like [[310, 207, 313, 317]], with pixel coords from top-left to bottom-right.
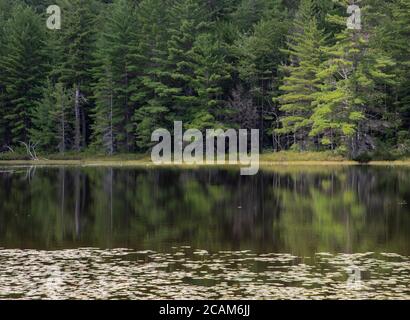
[[0, 151, 404, 167]]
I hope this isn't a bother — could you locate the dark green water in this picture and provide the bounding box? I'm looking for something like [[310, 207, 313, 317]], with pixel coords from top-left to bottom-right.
[[0, 166, 409, 299]]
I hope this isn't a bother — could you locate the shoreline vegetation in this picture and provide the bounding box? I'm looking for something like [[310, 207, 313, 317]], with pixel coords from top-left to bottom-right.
[[2, 151, 410, 167]]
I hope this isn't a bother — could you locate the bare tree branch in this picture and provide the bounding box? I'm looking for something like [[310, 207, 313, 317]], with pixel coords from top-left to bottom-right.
[[18, 141, 39, 161], [4, 145, 14, 153]]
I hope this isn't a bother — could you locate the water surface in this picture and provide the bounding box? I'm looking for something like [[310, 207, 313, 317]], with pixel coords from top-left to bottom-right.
[[0, 166, 409, 299]]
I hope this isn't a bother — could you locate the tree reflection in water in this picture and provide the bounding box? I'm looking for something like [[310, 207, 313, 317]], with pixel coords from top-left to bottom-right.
[[0, 166, 409, 255]]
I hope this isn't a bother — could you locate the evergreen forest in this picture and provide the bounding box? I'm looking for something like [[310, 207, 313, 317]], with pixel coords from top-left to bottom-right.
[[1, 0, 410, 160]]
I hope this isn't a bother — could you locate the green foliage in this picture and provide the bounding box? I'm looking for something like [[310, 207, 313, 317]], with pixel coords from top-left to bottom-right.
[[0, 0, 408, 157], [0, 4, 47, 145], [56, 0, 98, 150], [234, 2, 289, 145], [311, 2, 395, 157], [91, 0, 138, 153], [277, 0, 326, 149], [386, 0, 410, 131], [131, 0, 172, 148], [30, 81, 72, 152]]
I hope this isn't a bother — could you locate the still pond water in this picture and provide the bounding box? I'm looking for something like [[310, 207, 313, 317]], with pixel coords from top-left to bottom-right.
[[0, 165, 409, 299]]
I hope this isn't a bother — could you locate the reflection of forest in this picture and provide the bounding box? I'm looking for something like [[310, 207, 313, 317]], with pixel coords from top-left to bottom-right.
[[0, 167, 409, 255]]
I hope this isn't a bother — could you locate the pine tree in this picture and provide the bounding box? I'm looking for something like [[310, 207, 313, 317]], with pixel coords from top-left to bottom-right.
[[0, 0, 407, 156], [276, 0, 325, 150], [23, 0, 56, 13], [30, 81, 72, 152], [165, 0, 207, 118], [231, 0, 276, 32], [387, 0, 410, 133], [232, 0, 290, 150], [310, 0, 395, 156], [30, 80, 58, 150], [92, 63, 115, 154], [188, 33, 232, 130], [57, 0, 97, 151], [92, 0, 138, 153], [202, 0, 241, 21], [0, 4, 47, 146], [0, 0, 11, 148], [131, 0, 173, 149], [134, 0, 213, 148]]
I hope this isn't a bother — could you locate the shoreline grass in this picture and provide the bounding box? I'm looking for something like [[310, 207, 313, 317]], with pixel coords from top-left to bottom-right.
[[1, 151, 410, 167]]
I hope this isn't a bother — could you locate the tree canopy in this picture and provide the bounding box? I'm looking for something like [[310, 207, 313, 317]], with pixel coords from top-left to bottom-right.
[[0, 0, 409, 159]]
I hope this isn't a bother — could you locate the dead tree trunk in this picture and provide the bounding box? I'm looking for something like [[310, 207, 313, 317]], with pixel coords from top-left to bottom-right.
[[109, 89, 114, 155], [81, 104, 87, 149], [74, 85, 81, 151], [60, 95, 66, 153], [60, 168, 66, 237], [74, 169, 81, 238], [19, 141, 39, 160]]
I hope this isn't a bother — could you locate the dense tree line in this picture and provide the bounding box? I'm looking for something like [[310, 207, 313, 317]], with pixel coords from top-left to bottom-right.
[[0, 0, 409, 159]]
